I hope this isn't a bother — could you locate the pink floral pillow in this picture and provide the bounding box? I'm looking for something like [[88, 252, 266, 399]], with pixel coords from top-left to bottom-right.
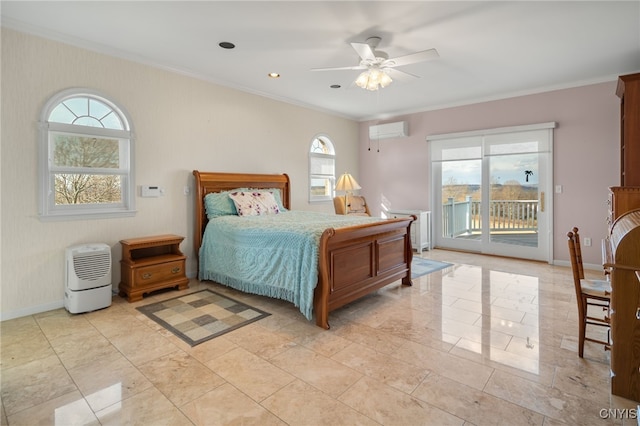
[[228, 191, 281, 216]]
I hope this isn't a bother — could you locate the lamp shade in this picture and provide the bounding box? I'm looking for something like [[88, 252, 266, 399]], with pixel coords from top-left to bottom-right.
[[335, 173, 361, 192]]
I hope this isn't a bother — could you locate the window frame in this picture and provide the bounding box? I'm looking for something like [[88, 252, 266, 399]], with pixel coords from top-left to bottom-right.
[[38, 88, 136, 221], [308, 135, 336, 203]]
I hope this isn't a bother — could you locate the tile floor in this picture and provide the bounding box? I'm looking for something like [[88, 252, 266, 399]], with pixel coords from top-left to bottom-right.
[[2, 250, 638, 425]]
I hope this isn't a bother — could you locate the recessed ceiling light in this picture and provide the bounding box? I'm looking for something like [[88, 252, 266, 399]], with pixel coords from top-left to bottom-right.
[[268, 72, 280, 78], [330, 84, 341, 89], [218, 41, 235, 49]]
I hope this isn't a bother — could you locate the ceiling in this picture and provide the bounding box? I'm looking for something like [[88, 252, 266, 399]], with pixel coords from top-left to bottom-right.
[[2, 1, 639, 121]]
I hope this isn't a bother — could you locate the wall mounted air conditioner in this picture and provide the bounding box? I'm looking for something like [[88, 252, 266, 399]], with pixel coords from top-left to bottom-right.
[[65, 243, 113, 314], [369, 121, 409, 140]]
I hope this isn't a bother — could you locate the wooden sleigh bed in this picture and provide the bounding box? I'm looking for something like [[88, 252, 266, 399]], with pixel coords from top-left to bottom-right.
[[192, 170, 414, 329]]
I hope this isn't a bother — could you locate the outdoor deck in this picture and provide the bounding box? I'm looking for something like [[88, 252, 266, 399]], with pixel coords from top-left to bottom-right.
[[453, 232, 538, 247]]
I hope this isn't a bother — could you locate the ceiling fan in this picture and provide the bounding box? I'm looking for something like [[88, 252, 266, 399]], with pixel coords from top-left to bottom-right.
[[312, 36, 439, 91]]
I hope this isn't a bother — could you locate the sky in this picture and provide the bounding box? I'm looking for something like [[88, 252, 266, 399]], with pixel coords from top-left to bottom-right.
[[442, 153, 539, 186]]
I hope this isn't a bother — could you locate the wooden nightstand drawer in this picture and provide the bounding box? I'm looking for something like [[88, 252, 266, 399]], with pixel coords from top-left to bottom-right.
[[135, 259, 185, 285]]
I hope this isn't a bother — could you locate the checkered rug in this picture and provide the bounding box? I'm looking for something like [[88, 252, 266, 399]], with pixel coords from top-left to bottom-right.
[[411, 257, 452, 279], [137, 289, 270, 346]]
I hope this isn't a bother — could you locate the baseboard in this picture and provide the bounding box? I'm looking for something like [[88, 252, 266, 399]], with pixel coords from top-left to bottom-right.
[[554, 259, 603, 271], [1, 299, 64, 322]]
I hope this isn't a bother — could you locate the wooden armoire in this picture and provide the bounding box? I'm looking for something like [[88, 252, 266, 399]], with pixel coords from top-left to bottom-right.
[[609, 73, 640, 224]]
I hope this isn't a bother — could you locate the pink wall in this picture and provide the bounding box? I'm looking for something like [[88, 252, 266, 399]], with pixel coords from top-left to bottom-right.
[[359, 81, 620, 264]]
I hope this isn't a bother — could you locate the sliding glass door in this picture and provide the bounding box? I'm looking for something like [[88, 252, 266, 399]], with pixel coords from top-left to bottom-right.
[[429, 124, 554, 262]]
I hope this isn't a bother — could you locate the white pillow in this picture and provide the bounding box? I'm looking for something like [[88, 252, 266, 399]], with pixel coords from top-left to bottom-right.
[[228, 191, 281, 216]]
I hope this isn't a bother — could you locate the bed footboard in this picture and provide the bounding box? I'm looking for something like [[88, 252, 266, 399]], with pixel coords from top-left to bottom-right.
[[315, 217, 414, 329]]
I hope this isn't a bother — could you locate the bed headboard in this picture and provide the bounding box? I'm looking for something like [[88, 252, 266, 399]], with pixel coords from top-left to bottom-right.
[[192, 170, 291, 258]]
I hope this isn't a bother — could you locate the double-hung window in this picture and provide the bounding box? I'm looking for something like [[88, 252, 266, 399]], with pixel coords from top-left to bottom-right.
[[309, 135, 336, 203], [39, 89, 135, 220]]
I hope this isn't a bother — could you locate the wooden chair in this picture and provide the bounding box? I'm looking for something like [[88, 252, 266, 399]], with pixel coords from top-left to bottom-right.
[[567, 227, 611, 357], [333, 195, 370, 216]]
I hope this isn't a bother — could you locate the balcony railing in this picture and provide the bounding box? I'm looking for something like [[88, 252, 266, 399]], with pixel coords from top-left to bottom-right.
[[443, 197, 539, 237]]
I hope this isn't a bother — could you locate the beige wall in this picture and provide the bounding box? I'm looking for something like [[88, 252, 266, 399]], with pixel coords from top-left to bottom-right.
[[1, 29, 359, 320]]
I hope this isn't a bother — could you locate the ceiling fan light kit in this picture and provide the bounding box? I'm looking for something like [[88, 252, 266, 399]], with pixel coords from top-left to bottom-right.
[[356, 68, 393, 91]]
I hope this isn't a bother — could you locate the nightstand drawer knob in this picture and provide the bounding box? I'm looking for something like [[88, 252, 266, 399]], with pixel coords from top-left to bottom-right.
[[171, 267, 181, 274], [142, 273, 152, 280]]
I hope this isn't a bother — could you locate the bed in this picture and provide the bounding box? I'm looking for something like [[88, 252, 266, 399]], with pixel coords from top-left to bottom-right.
[[192, 170, 414, 329]]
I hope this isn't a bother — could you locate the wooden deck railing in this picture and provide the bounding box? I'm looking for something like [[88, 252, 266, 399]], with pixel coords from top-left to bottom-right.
[[443, 197, 538, 237]]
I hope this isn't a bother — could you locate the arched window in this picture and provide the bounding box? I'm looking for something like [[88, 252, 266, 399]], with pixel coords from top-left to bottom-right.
[[309, 135, 336, 203], [38, 88, 135, 220]]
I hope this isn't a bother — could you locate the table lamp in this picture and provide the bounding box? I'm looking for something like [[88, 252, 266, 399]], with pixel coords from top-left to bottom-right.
[[335, 173, 361, 215]]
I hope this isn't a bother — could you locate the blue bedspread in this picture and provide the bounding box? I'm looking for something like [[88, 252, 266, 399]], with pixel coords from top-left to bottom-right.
[[199, 211, 381, 320]]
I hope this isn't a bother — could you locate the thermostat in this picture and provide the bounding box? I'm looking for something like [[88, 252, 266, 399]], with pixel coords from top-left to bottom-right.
[[140, 185, 164, 197]]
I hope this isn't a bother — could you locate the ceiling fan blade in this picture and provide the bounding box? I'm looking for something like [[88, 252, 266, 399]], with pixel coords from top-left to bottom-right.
[[350, 42, 376, 61], [385, 68, 420, 82], [311, 65, 367, 72], [385, 48, 439, 68]]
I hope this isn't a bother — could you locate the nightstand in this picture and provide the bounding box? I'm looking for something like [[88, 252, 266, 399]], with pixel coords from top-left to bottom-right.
[[119, 234, 189, 302]]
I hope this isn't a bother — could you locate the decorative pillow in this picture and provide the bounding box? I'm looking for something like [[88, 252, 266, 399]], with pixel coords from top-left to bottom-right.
[[348, 196, 367, 213], [259, 188, 287, 212], [229, 191, 281, 216], [242, 188, 287, 212], [204, 191, 237, 219]]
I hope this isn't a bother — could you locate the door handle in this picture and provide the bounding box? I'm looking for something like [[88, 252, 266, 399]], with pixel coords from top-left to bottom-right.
[[539, 192, 545, 213]]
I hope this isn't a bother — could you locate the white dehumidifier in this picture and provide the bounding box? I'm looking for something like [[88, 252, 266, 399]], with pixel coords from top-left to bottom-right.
[[65, 243, 113, 314]]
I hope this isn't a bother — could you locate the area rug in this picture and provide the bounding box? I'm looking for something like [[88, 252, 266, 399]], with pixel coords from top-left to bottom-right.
[[137, 289, 270, 346], [411, 257, 453, 279]]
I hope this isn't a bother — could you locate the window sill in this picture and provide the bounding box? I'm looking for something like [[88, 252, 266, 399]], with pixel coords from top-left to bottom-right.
[[39, 210, 137, 222]]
